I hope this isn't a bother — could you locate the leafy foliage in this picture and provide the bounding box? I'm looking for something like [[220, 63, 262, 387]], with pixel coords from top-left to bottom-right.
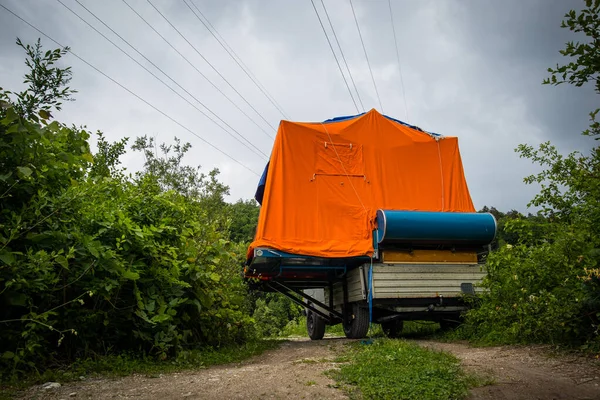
[[227, 199, 259, 243], [0, 39, 258, 381], [1, 38, 76, 120], [462, 1, 600, 349], [544, 0, 600, 138], [252, 293, 302, 337]]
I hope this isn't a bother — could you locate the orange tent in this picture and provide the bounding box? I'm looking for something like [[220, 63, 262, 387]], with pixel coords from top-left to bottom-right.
[[249, 109, 475, 259]]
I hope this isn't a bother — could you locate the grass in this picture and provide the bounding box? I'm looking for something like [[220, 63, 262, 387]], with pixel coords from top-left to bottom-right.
[[328, 338, 491, 400], [0, 340, 280, 398]]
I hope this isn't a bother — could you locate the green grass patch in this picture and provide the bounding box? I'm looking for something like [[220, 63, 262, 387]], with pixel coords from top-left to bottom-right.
[[329, 339, 483, 400], [0, 340, 280, 396]]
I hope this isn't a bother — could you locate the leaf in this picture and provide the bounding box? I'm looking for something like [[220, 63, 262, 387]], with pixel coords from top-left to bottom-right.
[[16, 166, 32, 178], [209, 272, 221, 282], [2, 352, 14, 359], [55, 255, 69, 269], [81, 153, 94, 163], [38, 109, 51, 120], [8, 292, 27, 306], [123, 270, 140, 280], [86, 242, 100, 258], [0, 251, 16, 266], [0, 172, 12, 182]]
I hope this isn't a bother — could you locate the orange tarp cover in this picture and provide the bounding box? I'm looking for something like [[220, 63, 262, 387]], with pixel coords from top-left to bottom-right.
[[249, 109, 475, 258]]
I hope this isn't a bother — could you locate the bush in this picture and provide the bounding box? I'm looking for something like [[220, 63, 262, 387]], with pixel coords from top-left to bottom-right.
[[0, 39, 256, 380]]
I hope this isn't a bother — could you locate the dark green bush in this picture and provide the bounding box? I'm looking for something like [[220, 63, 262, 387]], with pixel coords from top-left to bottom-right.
[[0, 40, 256, 380]]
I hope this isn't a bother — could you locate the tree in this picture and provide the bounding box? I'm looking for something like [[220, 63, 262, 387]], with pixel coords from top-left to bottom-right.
[[544, 0, 600, 138], [0, 39, 255, 380], [1, 38, 76, 120], [228, 199, 260, 243], [463, 1, 600, 348]]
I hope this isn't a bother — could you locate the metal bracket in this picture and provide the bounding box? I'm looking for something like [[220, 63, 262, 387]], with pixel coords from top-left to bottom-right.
[[267, 281, 343, 323]]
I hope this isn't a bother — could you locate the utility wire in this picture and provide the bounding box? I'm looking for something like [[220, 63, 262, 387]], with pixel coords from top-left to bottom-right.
[[188, 0, 290, 120], [57, 0, 268, 159], [310, 0, 360, 114], [388, 0, 409, 121], [118, 0, 273, 141], [349, 0, 384, 113], [147, 0, 277, 132], [0, 3, 261, 176], [320, 0, 364, 112]]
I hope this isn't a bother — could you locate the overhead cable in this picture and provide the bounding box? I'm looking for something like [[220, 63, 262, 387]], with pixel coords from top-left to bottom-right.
[[119, 0, 274, 140], [57, 0, 268, 159], [349, 0, 384, 113], [0, 3, 261, 176], [146, 0, 277, 132], [388, 0, 409, 121], [188, 0, 291, 120], [320, 0, 364, 112], [310, 0, 360, 113]]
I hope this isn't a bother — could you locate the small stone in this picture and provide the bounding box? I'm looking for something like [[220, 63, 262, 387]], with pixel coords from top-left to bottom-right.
[[183, 392, 192, 397], [69, 393, 77, 397], [41, 382, 61, 390], [79, 376, 85, 381]]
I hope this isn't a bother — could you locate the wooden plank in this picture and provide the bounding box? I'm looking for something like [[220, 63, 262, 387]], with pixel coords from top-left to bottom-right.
[[382, 250, 478, 263], [373, 274, 485, 281], [373, 292, 480, 299], [373, 265, 485, 274], [375, 287, 484, 293], [373, 280, 484, 288]]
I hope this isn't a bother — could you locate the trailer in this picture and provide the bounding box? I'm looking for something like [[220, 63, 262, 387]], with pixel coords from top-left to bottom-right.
[[245, 110, 495, 339]]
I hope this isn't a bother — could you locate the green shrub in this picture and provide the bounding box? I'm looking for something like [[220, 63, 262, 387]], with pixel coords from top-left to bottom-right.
[[0, 39, 257, 381]]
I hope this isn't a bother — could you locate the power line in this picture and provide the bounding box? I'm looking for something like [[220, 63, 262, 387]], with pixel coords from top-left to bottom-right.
[[388, 0, 409, 121], [310, 0, 360, 114], [117, 0, 274, 141], [187, 0, 291, 120], [349, 0, 384, 113], [0, 3, 261, 176], [146, 0, 277, 132], [56, 0, 268, 159], [320, 0, 364, 112]]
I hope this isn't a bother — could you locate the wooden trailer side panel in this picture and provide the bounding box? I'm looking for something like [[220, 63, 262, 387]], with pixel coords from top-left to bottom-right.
[[330, 263, 486, 306]]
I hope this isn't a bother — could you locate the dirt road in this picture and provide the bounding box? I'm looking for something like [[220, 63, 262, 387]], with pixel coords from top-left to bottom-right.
[[418, 341, 600, 400], [22, 337, 600, 400]]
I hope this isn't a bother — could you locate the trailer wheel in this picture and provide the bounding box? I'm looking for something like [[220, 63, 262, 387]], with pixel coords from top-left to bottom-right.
[[306, 310, 325, 340], [381, 320, 404, 338], [343, 303, 369, 339]]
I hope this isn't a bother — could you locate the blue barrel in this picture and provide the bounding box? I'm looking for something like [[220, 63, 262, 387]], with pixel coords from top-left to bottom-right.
[[375, 210, 496, 245]]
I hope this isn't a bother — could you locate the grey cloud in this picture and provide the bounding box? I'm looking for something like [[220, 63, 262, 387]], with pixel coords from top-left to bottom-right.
[[0, 0, 596, 212]]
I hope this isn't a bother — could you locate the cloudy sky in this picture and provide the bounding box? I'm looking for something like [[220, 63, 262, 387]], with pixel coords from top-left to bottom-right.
[[0, 0, 596, 212]]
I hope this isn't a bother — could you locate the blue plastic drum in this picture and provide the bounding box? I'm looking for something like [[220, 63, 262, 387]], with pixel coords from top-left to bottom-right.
[[375, 210, 496, 246]]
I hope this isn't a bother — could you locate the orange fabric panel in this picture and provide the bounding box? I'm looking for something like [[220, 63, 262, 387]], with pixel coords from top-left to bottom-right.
[[249, 109, 475, 258]]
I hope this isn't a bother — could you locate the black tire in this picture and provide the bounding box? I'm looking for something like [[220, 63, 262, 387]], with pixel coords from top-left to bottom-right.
[[381, 320, 404, 338], [306, 310, 326, 340], [343, 303, 370, 339]]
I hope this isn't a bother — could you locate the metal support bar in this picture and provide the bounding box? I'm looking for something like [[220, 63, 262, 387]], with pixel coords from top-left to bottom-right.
[[273, 281, 344, 320], [342, 277, 349, 326], [267, 282, 339, 323]]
